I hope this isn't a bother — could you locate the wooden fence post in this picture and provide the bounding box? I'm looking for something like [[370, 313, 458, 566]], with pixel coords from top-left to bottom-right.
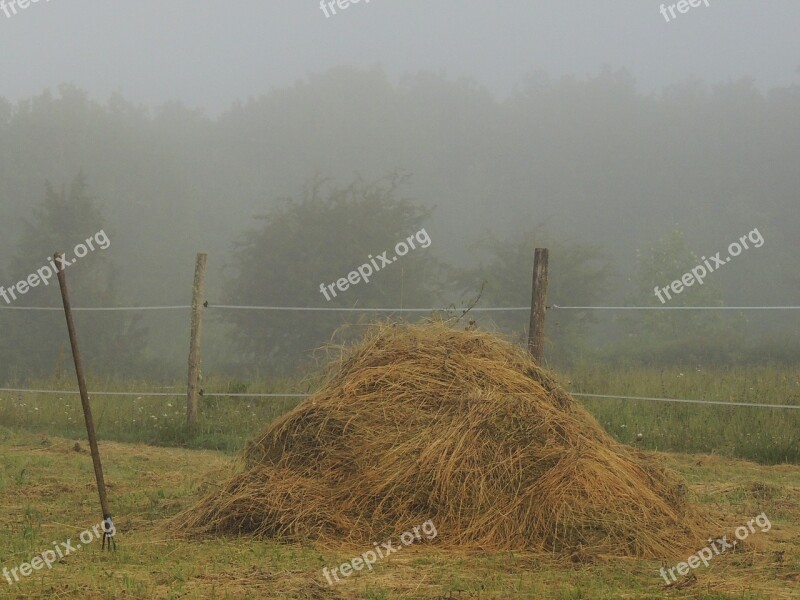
[[186, 253, 207, 430], [527, 248, 549, 364], [55, 252, 116, 549]]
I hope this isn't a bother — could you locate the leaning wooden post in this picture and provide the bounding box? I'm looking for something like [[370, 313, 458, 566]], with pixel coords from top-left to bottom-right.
[[527, 247, 549, 364], [55, 252, 116, 550], [186, 253, 207, 430]]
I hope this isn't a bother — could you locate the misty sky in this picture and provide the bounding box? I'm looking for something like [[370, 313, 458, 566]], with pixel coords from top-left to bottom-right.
[[2, 0, 799, 114]]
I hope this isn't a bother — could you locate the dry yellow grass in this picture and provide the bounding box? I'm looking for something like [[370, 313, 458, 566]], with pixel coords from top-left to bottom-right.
[[176, 320, 709, 558]]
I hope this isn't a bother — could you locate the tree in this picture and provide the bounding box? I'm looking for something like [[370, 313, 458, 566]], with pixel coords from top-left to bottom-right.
[[222, 174, 446, 374], [0, 172, 146, 382]]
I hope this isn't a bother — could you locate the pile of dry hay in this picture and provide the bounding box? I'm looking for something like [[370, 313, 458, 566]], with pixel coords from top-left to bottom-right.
[[177, 321, 706, 557]]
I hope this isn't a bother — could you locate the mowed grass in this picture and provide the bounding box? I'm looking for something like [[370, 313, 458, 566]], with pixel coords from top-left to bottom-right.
[[0, 366, 798, 463], [0, 426, 797, 599]]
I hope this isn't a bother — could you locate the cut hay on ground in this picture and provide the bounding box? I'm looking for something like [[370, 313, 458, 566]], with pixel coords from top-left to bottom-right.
[[176, 320, 707, 557]]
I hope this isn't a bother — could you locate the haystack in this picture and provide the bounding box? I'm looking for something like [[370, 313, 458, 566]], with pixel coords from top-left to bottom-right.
[[176, 321, 705, 557]]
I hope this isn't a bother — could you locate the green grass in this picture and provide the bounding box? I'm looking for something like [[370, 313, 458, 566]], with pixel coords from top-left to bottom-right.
[[0, 376, 307, 454], [565, 365, 800, 464], [1, 366, 798, 462], [0, 428, 797, 598]]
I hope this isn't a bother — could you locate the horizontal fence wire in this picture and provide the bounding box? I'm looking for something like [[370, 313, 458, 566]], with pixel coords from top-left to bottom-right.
[[551, 305, 800, 310], [0, 305, 192, 311], [570, 393, 800, 410], [0, 388, 180, 396], [0, 304, 528, 312], [0, 388, 303, 397], [208, 305, 530, 312], [0, 388, 306, 398], [1, 388, 797, 409], [2, 303, 800, 312]]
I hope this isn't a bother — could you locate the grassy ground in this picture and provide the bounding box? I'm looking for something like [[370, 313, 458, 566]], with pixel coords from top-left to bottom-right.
[[0, 367, 797, 597], [567, 365, 800, 464], [0, 376, 307, 454], [0, 426, 797, 599]]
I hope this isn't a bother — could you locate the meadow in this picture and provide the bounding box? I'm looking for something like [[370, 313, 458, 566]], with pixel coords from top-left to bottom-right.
[[0, 365, 798, 598]]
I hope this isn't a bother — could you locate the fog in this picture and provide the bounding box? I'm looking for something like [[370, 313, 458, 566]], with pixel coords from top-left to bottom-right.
[[2, 1, 799, 111], [1, 0, 799, 379]]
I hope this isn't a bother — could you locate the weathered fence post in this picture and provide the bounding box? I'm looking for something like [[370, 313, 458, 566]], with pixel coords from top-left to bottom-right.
[[55, 252, 116, 549], [527, 247, 549, 364], [186, 253, 207, 430]]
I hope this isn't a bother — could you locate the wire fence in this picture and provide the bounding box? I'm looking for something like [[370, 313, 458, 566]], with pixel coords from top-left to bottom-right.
[[1, 389, 798, 410], [3, 303, 800, 312], [551, 305, 800, 310], [2, 301, 799, 409], [0, 304, 529, 312]]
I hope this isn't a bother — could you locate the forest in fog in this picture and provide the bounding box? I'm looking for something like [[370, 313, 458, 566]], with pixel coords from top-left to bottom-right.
[[1, 67, 798, 380]]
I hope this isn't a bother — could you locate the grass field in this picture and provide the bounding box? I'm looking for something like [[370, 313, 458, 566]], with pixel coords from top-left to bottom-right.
[[0, 366, 798, 598], [0, 427, 797, 599]]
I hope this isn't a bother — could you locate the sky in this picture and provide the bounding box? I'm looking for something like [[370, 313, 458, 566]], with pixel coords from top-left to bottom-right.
[[1, 0, 799, 115]]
